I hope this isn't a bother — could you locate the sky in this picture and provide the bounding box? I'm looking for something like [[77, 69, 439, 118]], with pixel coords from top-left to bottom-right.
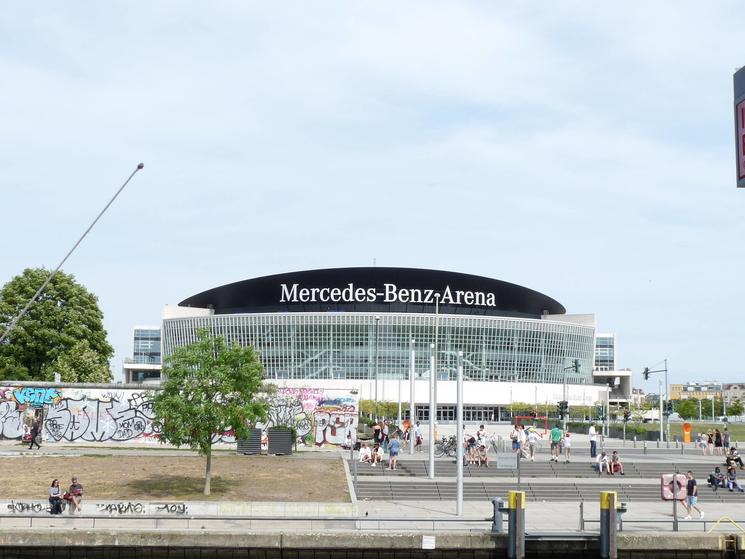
[[1, 3, 744, 392]]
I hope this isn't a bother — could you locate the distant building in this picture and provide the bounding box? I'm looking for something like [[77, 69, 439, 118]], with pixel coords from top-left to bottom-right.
[[723, 383, 745, 404], [631, 387, 645, 407], [121, 326, 162, 384], [592, 333, 631, 405], [669, 382, 722, 401], [594, 333, 615, 371]]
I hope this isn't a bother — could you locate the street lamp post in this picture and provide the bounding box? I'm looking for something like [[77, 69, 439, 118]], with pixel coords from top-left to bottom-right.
[[374, 316, 380, 420], [409, 339, 416, 456], [428, 343, 436, 480]]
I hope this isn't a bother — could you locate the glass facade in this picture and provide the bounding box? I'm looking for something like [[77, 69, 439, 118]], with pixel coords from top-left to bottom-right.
[[594, 334, 615, 371], [133, 328, 161, 365], [162, 313, 594, 385]]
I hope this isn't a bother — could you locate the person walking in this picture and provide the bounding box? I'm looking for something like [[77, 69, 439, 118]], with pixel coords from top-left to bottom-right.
[[563, 432, 572, 463], [526, 428, 540, 462], [387, 434, 400, 470], [589, 423, 597, 458], [29, 419, 42, 450], [549, 424, 563, 462], [684, 470, 704, 520], [414, 421, 423, 452]]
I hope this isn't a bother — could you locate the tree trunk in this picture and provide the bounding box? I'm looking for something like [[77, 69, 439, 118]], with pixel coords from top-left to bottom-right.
[[204, 448, 212, 496]]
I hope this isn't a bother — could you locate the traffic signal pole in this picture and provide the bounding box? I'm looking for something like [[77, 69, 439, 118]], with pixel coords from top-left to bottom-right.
[[643, 360, 669, 444]]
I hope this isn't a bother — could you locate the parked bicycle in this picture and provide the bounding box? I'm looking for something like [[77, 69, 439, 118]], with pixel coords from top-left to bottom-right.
[[434, 435, 457, 458]]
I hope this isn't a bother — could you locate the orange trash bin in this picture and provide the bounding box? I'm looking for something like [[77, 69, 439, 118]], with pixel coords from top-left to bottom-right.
[[683, 422, 692, 443]]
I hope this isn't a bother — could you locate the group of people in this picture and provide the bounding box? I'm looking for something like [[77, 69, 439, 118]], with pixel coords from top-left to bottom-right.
[[369, 419, 423, 453], [705, 446, 745, 492], [707, 465, 744, 492], [509, 424, 572, 463], [47, 477, 83, 515], [698, 428, 731, 455], [358, 432, 402, 470], [593, 450, 625, 476], [463, 424, 490, 467]]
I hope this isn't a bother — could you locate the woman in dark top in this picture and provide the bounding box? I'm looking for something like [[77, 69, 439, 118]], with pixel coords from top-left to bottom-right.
[[714, 429, 723, 456], [29, 420, 42, 450], [48, 479, 63, 515]]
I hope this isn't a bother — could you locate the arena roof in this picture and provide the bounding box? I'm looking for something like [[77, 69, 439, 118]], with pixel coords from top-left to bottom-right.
[[178, 267, 565, 318]]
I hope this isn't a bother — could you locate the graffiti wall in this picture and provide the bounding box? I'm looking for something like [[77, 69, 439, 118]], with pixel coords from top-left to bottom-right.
[[263, 388, 358, 447], [0, 385, 358, 446], [0, 386, 160, 443]]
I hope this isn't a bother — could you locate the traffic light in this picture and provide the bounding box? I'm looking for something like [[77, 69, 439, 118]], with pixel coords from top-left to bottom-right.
[[623, 409, 630, 423], [573, 359, 580, 374], [557, 400, 568, 419], [643, 367, 650, 380], [664, 401, 674, 416]]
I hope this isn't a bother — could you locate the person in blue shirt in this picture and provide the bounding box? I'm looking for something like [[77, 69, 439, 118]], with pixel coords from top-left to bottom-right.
[[388, 434, 401, 470]]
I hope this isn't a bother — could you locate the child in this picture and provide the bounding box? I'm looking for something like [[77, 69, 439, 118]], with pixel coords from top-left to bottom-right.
[[563, 432, 572, 463]]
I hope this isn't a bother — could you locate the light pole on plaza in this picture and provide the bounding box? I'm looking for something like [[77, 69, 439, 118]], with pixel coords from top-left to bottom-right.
[[374, 315, 380, 420]]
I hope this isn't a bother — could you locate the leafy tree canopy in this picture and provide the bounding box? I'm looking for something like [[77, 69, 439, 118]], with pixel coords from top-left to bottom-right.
[[153, 329, 269, 494], [55, 340, 112, 383], [0, 268, 113, 382]]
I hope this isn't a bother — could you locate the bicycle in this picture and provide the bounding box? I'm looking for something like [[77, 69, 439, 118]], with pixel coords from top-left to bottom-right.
[[434, 435, 457, 458]]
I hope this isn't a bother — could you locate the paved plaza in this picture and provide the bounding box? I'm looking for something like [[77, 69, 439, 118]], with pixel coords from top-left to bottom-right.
[[1, 429, 745, 534]]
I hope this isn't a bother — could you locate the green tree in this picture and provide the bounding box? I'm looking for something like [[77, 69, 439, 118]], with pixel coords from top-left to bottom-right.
[[55, 340, 112, 383], [0, 268, 113, 381], [728, 400, 744, 417], [153, 329, 269, 495], [675, 398, 698, 420]]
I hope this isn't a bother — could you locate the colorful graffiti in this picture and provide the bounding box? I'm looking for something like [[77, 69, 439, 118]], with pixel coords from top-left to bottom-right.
[[263, 388, 358, 447], [12, 387, 62, 408], [0, 385, 357, 446]]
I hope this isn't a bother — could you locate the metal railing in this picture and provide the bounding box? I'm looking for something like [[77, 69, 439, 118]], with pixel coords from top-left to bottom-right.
[[0, 513, 494, 532]]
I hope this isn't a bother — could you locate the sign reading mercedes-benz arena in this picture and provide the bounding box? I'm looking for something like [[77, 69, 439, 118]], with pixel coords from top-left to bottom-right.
[[279, 282, 498, 307], [734, 66, 745, 188]]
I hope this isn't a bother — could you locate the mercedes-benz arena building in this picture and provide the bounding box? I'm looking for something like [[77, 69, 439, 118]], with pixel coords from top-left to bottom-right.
[[161, 268, 606, 422]]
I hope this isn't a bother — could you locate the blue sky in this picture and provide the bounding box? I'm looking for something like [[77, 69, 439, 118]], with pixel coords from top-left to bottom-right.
[[2, 3, 744, 391]]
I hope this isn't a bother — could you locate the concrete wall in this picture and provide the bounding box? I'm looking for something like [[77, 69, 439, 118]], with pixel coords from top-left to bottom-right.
[[0, 384, 358, 446]]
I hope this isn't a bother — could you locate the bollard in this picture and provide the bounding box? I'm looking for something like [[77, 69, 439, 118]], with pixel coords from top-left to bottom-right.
[[507, 490, 526, 559], [657, 439, 660, 448], [681, 439, 684, 456], [492, 498, 506, 533], [675, 440, 678, 448], [600, 491, 618, 559], [633, 436, 637, 448], [643, 441, 647, 455]]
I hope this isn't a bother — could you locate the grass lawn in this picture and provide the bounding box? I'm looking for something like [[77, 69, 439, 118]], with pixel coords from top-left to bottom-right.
[[0, 455, 349, 502], [619, 421, 745, 441]]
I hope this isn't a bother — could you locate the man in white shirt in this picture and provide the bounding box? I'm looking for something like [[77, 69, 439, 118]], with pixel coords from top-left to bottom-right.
[[595, 451, 609, 476], [477, 424, 488, 445], [359, 443, 372, 463], [589, 424, 598, 458]]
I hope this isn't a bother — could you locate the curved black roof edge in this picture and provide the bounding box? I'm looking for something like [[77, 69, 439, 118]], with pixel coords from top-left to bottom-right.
[[178, 267, 565, 318]]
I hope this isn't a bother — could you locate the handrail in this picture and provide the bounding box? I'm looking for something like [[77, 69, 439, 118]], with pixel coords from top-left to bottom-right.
[[0, 513, 495, 531]]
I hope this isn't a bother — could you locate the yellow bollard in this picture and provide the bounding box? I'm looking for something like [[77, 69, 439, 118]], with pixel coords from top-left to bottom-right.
[[600, 491, 618, 559], [507, 490, 525, 559]]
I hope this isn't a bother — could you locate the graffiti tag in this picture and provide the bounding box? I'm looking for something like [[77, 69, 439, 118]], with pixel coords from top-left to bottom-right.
[[97, 502, 146, 515], [155, 503, 188, 515], [12, 387, 62, 408], [7, 500, 43, 513]]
